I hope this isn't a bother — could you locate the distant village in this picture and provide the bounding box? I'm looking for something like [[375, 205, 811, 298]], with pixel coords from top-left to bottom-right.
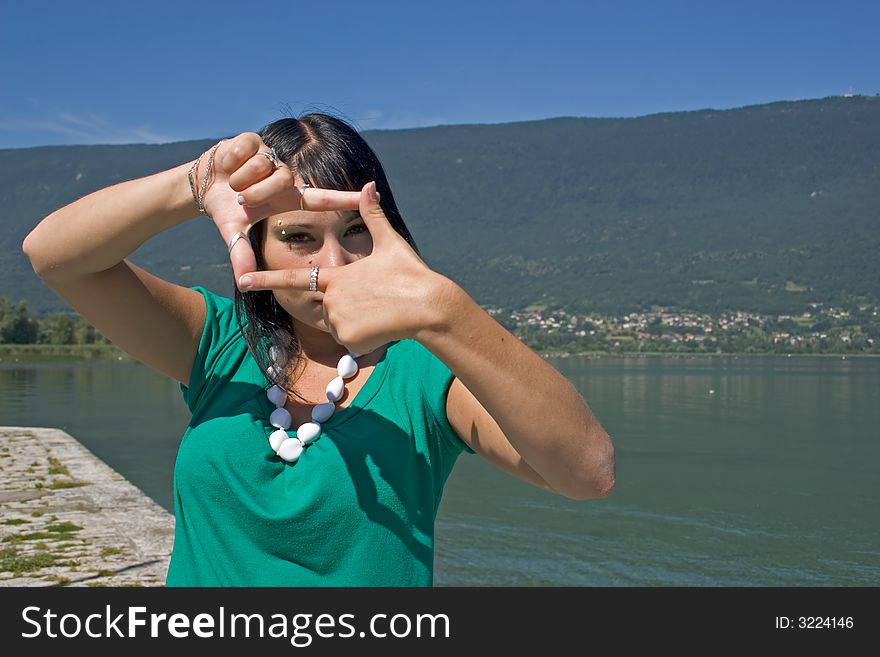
[[489, 301, 880, 355]]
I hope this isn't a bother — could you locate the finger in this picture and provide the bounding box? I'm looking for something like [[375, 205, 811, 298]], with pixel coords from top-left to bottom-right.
[[238, 266, 333, 293], [322, 304, 343, 346], [238, 173, 361, 213], [224, 229, 258, 288], [236, 165, 297, 208], [358, 181, 397, 249], [228, 150, 279, 192], [302, 186, 361, 212], [217, 133, 263, 176]]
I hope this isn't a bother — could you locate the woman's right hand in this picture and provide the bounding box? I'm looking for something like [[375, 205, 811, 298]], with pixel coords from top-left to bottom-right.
[[196, 132, 361, 289]]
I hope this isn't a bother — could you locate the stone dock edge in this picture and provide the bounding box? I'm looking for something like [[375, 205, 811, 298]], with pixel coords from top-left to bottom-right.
[[0, 426, 173, 587]]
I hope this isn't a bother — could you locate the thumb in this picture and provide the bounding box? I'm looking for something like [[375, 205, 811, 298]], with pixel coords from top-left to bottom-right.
[[359, 181, 395, 248]]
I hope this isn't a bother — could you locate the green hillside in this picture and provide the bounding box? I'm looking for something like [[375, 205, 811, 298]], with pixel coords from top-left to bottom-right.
[[2, 96, 878, 315]]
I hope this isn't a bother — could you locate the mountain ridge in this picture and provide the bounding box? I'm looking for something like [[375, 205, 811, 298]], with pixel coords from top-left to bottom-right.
[[2, 96, 877, 315]]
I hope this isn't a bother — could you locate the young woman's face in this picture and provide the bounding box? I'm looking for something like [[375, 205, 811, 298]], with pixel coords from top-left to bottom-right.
[[260, 204, 373, 333]]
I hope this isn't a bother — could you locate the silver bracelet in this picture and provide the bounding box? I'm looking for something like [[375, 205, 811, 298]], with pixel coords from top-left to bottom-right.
[[188, 140, 226, 214], [187, 154, 204, 213], [198, 140, 225, 212]]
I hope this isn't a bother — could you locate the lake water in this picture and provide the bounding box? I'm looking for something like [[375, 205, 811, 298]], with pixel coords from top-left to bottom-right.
[[1, 353, 877, 586]]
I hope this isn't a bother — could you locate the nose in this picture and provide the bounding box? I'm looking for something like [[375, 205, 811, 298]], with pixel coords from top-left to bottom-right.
[[311, 238, 356, 269]]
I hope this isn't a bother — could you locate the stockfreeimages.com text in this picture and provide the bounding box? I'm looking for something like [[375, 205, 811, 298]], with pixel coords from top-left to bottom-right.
[[21, 605, 450, 646]]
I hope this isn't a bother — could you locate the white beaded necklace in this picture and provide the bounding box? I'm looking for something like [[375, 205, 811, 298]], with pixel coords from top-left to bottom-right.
[[265, 346, 360, 463]]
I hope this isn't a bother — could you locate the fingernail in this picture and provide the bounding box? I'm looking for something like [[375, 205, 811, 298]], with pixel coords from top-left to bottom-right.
[[237, 194, 246, 205], [238, 274, 253, 289], [368, 181, 380, 202]]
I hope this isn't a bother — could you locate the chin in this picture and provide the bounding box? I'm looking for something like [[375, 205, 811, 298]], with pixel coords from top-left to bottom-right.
[[299, 312, 332, 334]]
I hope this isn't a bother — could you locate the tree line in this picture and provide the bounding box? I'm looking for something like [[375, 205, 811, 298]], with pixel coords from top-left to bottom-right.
[[0, 296, 110, 345]]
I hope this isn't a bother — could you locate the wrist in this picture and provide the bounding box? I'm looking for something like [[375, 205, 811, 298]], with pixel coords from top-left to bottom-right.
[[161, 160, 204, 216], [412, 273, 461, 345], [188, 140, 226, 215]]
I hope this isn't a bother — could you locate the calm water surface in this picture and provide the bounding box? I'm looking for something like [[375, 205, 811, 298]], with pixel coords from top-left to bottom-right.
[[1, 353, 877, 586]]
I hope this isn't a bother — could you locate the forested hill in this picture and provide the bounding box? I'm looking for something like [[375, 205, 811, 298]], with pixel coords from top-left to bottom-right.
[[2, 96, 878, 315]]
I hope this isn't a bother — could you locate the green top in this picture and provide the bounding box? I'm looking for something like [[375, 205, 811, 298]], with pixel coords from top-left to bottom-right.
[[166, 286, 473, 587]]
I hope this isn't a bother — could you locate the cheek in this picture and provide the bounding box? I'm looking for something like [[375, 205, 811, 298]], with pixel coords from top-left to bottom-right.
[[272, 290, 324, 319], [273, 289, 306, 310], [273, 292, 330, 332], [354, 235, 374, 257], [263, 243, 302, 269]]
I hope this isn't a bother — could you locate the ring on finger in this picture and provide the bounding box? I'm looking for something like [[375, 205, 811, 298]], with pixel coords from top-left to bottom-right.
[[228, 230, 249, 253], [299, 182, 311, 211], [257, 148, 280, 170], [309, 266, 319, 292]]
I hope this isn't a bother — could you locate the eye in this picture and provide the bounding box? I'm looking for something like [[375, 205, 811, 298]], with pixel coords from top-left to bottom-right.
[[281, 232, 311, 244], [346, 224, 368, 237]]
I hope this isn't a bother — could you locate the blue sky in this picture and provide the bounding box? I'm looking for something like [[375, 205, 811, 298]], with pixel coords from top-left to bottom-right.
[[1, 0, 877, 148]]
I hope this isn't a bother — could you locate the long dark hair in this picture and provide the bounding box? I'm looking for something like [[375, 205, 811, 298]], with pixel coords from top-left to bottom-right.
[[233, 113, 419, 403]]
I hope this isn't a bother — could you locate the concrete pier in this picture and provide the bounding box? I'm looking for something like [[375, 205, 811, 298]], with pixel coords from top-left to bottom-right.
[[0, 426, 174, 587]]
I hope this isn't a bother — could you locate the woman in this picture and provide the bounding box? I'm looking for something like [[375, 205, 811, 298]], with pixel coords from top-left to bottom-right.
[[22, 113, 615, 586]]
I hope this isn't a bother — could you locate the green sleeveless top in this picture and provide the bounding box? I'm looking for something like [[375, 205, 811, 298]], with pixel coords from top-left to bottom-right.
[[167, 286, 473, 587]]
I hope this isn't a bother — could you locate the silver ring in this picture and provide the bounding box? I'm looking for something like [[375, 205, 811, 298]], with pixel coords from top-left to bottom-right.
[[228, 230, 248, 253], [299, 182, 311, 211], [309, 266, 318, 292], [257, 148, 279, 170]]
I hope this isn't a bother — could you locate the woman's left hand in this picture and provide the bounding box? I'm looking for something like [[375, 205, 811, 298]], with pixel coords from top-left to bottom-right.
[[237, 181, 452, 355]]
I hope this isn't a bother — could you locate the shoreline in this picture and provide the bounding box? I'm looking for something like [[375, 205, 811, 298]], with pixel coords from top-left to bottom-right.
[[538, 350, 880, 359], [0, 344, 134, 362], [1, 343, 877, 362]]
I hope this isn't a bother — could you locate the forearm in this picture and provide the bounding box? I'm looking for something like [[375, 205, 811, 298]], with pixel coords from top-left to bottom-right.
[[417, 277, 615, 499], [22, 161, 199, 279]]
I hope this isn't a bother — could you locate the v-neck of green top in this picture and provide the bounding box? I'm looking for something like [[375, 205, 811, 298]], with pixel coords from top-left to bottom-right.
[[261, 340, 397, 435]]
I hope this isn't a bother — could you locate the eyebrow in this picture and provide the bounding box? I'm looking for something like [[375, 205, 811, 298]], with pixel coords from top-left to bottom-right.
[[273, 214, 362, 230]]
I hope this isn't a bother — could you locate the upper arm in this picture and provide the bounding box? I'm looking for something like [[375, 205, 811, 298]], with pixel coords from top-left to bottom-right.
[[39, 259, 206, 386], [445, 376, 556, 494]]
